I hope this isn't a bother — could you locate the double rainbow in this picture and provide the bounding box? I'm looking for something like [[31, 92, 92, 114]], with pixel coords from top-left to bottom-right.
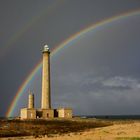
[[6, 9, 140, 117], [0, 0, 65, 59]]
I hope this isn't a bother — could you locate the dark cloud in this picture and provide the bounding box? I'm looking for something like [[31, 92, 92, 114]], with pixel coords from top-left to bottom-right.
[[0, 0, 140, 116]]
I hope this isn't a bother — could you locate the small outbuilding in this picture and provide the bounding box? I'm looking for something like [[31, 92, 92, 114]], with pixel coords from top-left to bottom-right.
[[57, 108, 72, 118]]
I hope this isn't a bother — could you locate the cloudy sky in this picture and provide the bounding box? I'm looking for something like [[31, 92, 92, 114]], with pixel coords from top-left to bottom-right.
[[0, 0, 140, 117]]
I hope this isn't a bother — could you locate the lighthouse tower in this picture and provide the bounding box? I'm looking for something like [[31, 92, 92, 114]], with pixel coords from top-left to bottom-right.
[[41, 45, 51, 109]]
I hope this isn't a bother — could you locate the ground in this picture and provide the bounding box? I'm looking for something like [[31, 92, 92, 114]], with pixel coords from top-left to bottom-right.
[[1, 118, 140, 140]]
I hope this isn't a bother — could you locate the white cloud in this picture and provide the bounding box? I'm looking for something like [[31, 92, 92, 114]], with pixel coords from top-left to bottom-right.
[[102, 76, 140, 89]]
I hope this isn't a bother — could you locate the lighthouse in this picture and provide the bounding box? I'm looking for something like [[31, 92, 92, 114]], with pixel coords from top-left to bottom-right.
[[20, 44, 72, 119], [41, 45, 51, 109]]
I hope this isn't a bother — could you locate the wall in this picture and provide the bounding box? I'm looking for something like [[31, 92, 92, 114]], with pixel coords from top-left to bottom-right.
[[20, 108, 36, 119], [57, 108, 72, 118]]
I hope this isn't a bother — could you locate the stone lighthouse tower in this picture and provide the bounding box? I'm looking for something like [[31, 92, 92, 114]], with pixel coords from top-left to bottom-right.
[[41, 45, 51, 109]]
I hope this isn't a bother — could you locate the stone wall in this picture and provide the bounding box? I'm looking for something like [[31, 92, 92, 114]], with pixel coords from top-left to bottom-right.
[[57, 108, 72, 118], [20, 108, 36, 119]]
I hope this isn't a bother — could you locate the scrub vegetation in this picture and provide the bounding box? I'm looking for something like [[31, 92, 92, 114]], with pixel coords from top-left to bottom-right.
[[0, 118, 111, 138]]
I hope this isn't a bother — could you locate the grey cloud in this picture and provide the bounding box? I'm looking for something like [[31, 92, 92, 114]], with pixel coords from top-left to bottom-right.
[[1, 0, 140, 116], [51, 72, 140, 115]]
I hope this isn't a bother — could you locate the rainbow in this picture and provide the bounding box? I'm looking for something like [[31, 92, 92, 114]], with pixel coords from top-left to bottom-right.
[[0, 0, 65, 59], [6, 9, 140, 117]]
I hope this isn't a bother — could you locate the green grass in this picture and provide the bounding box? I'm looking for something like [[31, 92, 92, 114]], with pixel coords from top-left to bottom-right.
[[117, 137, 140, 140]]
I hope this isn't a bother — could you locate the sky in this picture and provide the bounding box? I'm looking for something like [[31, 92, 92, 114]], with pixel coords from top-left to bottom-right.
[[0, 0, 140, 117]]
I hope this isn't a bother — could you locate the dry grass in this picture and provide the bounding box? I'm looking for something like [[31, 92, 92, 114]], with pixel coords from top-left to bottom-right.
[[116, 138, 140, 140], [0, 118, 111, 138]]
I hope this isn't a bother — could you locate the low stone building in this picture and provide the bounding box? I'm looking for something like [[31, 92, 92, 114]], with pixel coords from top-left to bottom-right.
[[20, 107, 72, 119], [57, 108, 73, 118], [20, 108, 36, 119], [20, 92, 72, 119], [37, 109, 54, 119]]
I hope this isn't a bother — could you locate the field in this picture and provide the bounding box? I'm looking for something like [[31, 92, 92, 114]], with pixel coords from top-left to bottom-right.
[[0, 118, 110, 138], [1, 118, 140, 140]]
